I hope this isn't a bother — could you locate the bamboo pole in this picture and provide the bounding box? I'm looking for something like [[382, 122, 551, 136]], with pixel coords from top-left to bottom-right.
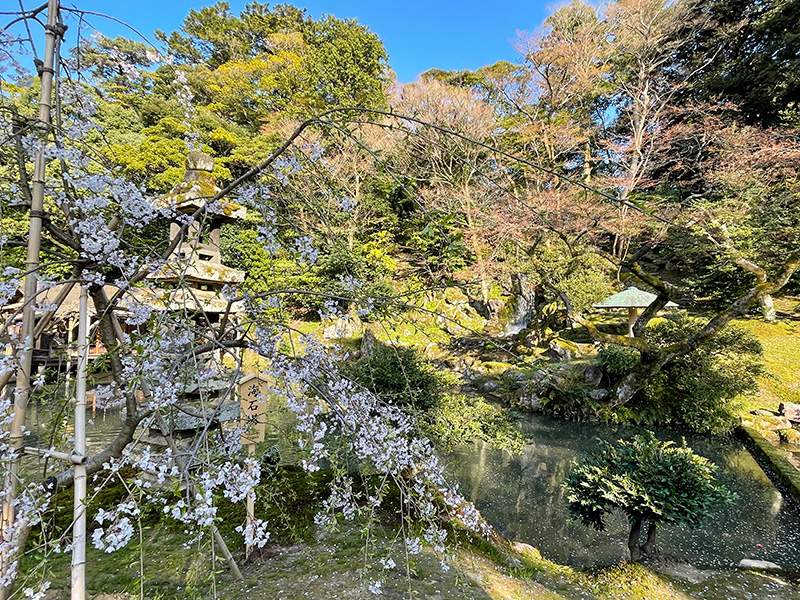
[[71, 287, 88, 600], [2, 1, 62, 592], [246, 443, 255, 560], [65, 315, 74, 393]]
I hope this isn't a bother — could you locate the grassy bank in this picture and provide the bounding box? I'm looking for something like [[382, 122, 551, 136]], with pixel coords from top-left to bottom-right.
[[24, 521, 800, 600], [735, 318, 800, 414]]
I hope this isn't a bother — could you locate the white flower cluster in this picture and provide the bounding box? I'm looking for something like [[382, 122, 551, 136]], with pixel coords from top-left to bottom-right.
[[293, 235, 318, 265], [338, 273, 363, 293], [304, 141, 324, 163], [245, 322, 494, 570], [174, 70, 200, 151], [0, 266, 20, 305], [93, 383, 125, 410], [0, 480, 51, 587], [257, 208, 281, 256], [0, 28, 32, 85], [92, 500, 137, 553], [272, 156, 302, 186], [21, 581, 51, 600], [335, 196, 357, 212], [211, 459, 261, 503], [235, 517, 270, 549], [124, 303, 153, 327], [318, 298, 343, 322]]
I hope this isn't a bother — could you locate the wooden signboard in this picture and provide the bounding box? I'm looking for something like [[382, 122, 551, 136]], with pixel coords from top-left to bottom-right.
[[238, 373, 268, 445]]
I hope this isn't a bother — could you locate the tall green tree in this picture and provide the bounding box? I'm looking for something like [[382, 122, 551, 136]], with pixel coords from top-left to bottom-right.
[[156, 2, 389, 115], [681, 0, 800, 126]]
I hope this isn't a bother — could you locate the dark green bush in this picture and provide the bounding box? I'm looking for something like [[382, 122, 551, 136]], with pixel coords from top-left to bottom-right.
[[597, 344, 640, 377], [341, 342, 525, 451], [424, 394, 525, 453], [564, 432, 734, 559], [593, 314, 764, 434], [340, 343, 443, 410], [641, 315, 763, 434]]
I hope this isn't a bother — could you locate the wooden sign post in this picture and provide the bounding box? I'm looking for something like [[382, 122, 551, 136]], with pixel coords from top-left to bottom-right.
[[239, 373, 268, 446], [238, 374, 268, 558]]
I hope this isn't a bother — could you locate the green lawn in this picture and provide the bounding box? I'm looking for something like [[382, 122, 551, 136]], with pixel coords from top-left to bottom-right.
[[735, 318, 800, 414]]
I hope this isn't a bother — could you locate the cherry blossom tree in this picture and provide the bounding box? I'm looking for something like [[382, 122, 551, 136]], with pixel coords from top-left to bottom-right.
[[0, 6, 494, 598]]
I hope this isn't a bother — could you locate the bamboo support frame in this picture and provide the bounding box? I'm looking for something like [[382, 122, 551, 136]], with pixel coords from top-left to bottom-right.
[[71, 287, 88, 600], [2, 2, 62, 595]]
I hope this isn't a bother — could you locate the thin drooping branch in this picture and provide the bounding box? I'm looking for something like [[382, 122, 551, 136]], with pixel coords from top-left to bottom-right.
[[315, 107, 673, 223]]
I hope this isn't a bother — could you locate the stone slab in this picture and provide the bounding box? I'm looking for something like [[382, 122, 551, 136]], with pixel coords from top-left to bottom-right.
[[738, 559, 782, 570], [780, 402, 800, 423]]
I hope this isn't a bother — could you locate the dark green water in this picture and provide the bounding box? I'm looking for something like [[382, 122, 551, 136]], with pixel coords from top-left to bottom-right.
[[25, 403, 800, 570], [442, 414, 800, 570]]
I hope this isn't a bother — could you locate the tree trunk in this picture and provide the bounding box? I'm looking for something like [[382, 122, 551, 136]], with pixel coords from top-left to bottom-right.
[[628, 516, 643, 561], [480, 275, 490, 314], [761, 294, 777, 323], [1, 3, 61, 594], [641, 521, 657, 556], [611, 352, 668, 407]]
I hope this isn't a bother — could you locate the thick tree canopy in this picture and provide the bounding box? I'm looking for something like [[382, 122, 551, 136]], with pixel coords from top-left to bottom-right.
[[682, 0, 800, 126], [564, 433, 734, 559]]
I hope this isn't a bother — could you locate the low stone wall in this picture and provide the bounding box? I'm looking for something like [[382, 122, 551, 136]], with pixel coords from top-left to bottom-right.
[[738, 426, 800, 503]]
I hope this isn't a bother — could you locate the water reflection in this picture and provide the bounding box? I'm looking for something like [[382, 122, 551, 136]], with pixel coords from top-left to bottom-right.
[[442, 415, 800, 569], [23, 399, 800, 570]]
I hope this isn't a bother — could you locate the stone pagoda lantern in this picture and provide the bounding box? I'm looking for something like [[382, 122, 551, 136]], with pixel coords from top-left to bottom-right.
[[150, 152, 247, 319]]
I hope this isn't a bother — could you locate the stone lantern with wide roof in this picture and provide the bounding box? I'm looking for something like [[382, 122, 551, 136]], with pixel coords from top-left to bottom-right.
[[149, 152, 247, 319]]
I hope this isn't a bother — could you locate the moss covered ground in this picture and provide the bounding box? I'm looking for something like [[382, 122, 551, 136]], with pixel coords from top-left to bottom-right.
[[26, 522, 800, 600], [735, 317, 800, 415], [23, 464, 800, 600]]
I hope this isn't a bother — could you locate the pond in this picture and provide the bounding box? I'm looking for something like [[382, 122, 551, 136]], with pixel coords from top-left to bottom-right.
[[23, 401, 800, 571], [442, 413, 800, 569]]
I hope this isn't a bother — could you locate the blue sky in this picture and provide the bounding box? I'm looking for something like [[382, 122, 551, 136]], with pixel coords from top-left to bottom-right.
[[50, 0, 553, 82]]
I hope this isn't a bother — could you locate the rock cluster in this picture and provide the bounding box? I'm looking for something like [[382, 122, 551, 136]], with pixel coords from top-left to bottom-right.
[[742, 402, 800, 444]]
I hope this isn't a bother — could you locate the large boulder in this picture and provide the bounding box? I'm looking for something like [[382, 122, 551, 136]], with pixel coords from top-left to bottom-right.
[[780, 428, 800, 445], [475, 361, 514, 378], [753, 409, 778, 417], [423, 342, 450, 362], [512, 542, 543, 562], [780, 402, 800, 423], [360, 329, 377, 358], [523, 393, 542, 411], [588, 388, 609, 401], [322, 314, 362, 339], [760, 429, 781, 442], [584, 364, 604, 387], [423, 287, 486, 336], [482, 380, 499, 393], [141, 401, 240, 432], [548, 338, 579, 363], [760, 415, 793, 430], [741, 414, 793, 431], [442, 286, 470, 304]]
